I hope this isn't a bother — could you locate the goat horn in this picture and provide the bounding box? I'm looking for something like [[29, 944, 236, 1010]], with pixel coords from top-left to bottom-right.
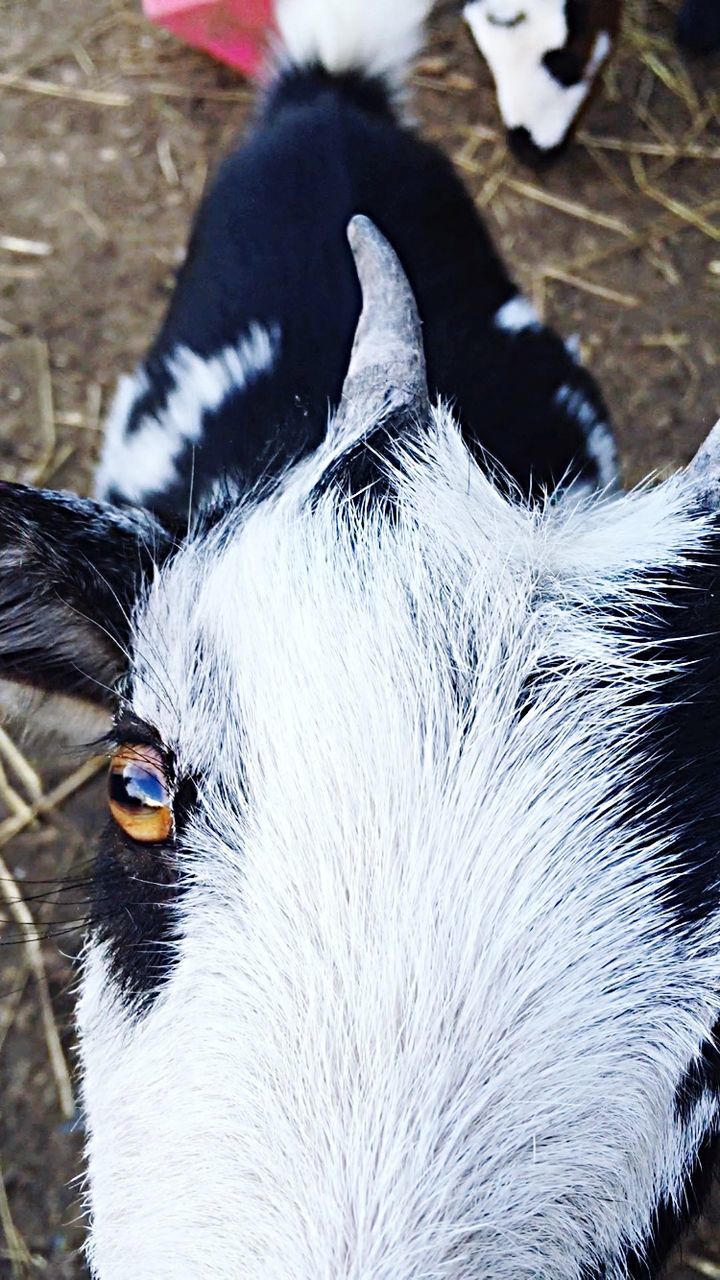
[[336, 215, 429, 430]]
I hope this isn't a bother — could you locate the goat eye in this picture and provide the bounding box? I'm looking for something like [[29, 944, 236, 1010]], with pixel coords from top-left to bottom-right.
[[108, 744, 173, 843], [486, 9, 527, 26]]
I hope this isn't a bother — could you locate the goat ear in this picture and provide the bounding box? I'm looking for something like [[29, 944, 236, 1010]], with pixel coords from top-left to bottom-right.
[[0, 482, 172, 741]]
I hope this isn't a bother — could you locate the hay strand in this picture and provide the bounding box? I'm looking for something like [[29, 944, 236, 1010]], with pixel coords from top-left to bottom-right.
[[0, 72, 131, 108], [539, 267, 640, 309], [0, 848, 75, 1119], [630, 155, 720, 241], [28, 339, 57, 486], [687, 1259, 720, 1279], [0, 757, 106, 851], [0, 1153, 32, 1279], [0, 756, 106, 1121], [503, 177, 634, 237]]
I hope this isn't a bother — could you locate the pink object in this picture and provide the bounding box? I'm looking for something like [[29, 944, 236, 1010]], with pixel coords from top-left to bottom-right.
[[143, 0, 274, 76]]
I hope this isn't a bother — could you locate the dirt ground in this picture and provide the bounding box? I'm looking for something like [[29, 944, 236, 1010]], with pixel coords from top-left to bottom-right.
[[0, 0, 718, 1275]]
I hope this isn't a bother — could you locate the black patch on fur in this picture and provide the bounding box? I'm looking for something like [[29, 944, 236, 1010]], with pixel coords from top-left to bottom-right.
[[311, 403, 430, 511], [543, 46, 585, 86], [612, 526, 720, 1266], [91, 818, 183, 1007], [312, 422, 397, 506], [0, 482, 172, 703], [539, 521, 720, 1280], [262, 64, 394, 123], [538, 517, 720, 939], [631, 524, 720, 931], [676, 0, 720, 53], [90, 714, 199, 1006]]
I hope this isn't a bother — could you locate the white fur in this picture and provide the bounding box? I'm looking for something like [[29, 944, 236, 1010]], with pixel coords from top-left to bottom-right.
[[276, 0, 434, 86], [464, 0, 612, 149], [95, 324, 279, 504], [565, 332, 582, 361], [585, 419, 618, 487], [494, 294, 541, 333], [555, 382, 617, 486], [80, 401, 720, 1278]]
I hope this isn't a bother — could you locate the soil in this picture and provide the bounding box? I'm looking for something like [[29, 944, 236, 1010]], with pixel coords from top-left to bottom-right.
[[0, 0, 718, 1275]]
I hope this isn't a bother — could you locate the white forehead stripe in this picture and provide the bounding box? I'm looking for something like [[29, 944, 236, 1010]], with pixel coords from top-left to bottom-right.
[[95, 323, 280, 504]]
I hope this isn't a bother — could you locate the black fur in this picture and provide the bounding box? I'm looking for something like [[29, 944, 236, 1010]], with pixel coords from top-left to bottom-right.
[[535, 514, 720, 942], [90, 714, 197, 1003], [109, 66, 611, 518], [632, 519, 720, 933], [311, 400, 433, 511], [525, 518, 720, 1279], [622, 531, 720, 1270], [676, 0, 720, 54], [92, 817, 182, 1003], [583, 521, 720, 1277], [0, 482, 172, 703], [542, 46, 586, 87]]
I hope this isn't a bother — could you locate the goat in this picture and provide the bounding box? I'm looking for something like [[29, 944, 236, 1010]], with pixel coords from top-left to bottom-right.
[[1, 0, 720, 1276], [462, 0, 720, 163]]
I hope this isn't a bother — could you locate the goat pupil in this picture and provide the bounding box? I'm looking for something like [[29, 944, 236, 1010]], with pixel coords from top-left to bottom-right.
[[110, 764, 165, 811]]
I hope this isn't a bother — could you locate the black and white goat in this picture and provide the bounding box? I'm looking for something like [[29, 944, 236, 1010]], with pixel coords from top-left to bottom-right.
[[2, 0, 720, 1277], [462, 0, 720, 163]]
